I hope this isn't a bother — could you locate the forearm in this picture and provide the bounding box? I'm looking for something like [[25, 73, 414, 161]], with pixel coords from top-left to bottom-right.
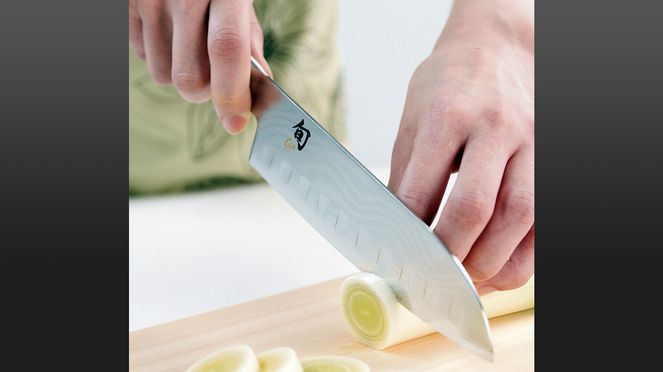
[[437, 0, 534, 56]]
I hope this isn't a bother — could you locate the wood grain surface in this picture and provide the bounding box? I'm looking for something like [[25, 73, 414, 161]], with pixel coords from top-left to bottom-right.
[[130, 277, 534, 371]]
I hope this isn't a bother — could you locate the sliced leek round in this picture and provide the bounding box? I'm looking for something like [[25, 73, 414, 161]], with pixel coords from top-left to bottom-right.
[[186, 344, 259, 372], [300, 356, 370, 372], [257, 347, 302, 372], [340, 272, 431, 349], [340, 272, 535, 349]]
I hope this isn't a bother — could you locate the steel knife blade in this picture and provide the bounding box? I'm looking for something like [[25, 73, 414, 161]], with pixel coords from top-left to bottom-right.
[[248, 58, 493, 360]]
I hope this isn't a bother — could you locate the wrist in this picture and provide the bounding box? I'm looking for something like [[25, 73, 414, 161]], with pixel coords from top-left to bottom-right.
[[435, 0, 534, 57]]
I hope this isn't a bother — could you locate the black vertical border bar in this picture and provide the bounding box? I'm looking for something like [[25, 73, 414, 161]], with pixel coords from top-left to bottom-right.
[[0, 1, 128, 370], [537, 0, 663, 370]]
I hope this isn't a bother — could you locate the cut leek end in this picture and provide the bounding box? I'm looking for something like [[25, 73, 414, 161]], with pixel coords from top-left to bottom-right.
[[340, 272, 433, 350], [343, 284, 388, 341], [341, 272, 535, 354], [186, 344, 259, 372], [257, 347, 303, 372], [340, 274, 392, 349], [300, 356, 370, 372]]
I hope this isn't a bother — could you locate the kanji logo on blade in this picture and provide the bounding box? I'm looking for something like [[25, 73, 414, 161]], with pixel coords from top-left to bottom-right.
[[292, 119, 311, 151]]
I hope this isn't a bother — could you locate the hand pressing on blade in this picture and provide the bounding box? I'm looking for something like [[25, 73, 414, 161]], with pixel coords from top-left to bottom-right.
[[388, 0, 534, 295], [128, 0, 271, 134]]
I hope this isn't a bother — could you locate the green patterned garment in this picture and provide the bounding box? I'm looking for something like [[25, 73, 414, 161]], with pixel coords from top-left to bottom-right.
[[129, 0, 345, 195]]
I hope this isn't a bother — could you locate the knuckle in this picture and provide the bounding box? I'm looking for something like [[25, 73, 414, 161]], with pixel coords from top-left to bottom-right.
[[497, 266, 532, 291], [449, 192, 492, 230], [468, 262, 496, 282], [408, 64, 427, 90], [495, 250, 533, 290], [482, 103, 535, 140], [208, 28, 247, 59], [428, 101, 470, 126], [398, 189, 432, 218], [418, 101, 470, 140], [482, 104, 509, 126], [172, 71, 207, 94], [502, 190, 535, 226], [480, 104, 514, 135]]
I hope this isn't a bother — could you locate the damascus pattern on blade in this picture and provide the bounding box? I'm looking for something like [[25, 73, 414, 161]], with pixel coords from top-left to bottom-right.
[[248, 66, 493, 360]]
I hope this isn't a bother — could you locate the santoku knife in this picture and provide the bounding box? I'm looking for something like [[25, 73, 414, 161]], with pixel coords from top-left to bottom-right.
[[248, 58, 493, 360]]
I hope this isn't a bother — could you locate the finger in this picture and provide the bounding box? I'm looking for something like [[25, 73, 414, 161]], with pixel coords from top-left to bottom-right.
[[435, 131, 514, 261], [129, 0, 145, 59], [475, 225, 534, 295], [387, 92, 418, 194], [394, 111, 465, 224], [249, 9, 272, 77], [208, 0, 252, 134], [464, 146, 534, 281], [171, 0, 210, 103], [387, 127, 414, 195], [139, 1, 173, 84]]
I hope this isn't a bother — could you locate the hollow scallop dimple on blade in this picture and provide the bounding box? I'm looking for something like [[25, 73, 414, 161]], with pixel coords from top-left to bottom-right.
[[248, 59, 494, 359]]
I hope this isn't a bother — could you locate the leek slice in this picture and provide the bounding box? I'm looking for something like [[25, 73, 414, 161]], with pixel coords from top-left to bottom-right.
[[257, 347, 302, 372], [186, 344, 259, 372], [300, 356, 370, 372]]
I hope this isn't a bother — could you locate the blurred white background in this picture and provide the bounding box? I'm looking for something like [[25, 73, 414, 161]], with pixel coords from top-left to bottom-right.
[[340, 0, 452, 168], [130, 0, 453, 331]]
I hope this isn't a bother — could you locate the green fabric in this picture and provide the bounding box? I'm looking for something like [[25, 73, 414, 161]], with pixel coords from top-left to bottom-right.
[[129, 0, 345, 195]]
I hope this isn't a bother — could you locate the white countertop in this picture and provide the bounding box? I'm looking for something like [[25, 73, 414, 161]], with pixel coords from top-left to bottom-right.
[[129, 168, 372, 331], [129, 181, 358, 331]]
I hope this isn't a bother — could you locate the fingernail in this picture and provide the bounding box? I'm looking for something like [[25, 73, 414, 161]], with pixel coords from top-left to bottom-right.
[[222, 113, 250, 134]]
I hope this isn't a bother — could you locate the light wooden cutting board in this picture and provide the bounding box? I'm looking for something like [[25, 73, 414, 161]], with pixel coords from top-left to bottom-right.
[[130, 277, 533, 371]]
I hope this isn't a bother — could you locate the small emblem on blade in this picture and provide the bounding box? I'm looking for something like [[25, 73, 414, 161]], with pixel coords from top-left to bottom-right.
[[284, 137, 297, 151], [292, 119, 310, 151]]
